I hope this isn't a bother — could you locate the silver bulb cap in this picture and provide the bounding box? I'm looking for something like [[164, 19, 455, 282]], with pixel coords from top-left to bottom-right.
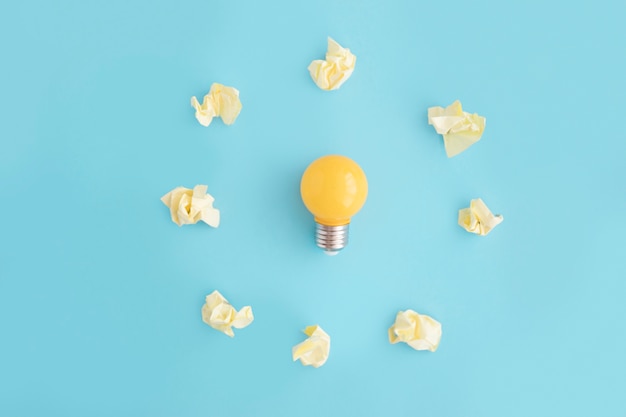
[[315, 222, 349, 255]]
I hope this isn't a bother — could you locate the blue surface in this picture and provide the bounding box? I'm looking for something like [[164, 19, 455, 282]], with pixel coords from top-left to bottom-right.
[[1, 0, 625, 415]]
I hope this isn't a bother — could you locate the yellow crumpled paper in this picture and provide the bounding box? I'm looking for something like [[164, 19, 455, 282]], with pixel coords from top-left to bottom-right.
[[190, 83, 242, 127], [292, 325, 331, 368], [458, 198, 503, 236], [428, 100, 486, 157], [161, 185, 220, 227], [308, 37, 356, 91], [388, 309, 442, 352], [201, 290, 254, 337]]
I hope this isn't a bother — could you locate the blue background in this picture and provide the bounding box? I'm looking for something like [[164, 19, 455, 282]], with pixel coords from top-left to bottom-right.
[[1, 0, 625, 415]]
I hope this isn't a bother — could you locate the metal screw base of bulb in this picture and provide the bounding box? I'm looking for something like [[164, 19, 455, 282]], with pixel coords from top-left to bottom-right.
[[315, 223, 349, 255]]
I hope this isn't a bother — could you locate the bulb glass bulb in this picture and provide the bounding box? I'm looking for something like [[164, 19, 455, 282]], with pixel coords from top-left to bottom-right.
[[300, 155, 368, 254]]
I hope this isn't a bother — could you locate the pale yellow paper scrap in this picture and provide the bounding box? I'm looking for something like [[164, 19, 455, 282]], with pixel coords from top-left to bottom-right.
[[190, 83, 242, 127], [388, 309, 442, 352], [308, 37, 356, 91], [201, 290, 254, 337], [160, 185, 220, 227], [428, 100, 486, 157], [458, 198, 503, 236], [292, 325, 331, 368], [190, 95, 217, 127]]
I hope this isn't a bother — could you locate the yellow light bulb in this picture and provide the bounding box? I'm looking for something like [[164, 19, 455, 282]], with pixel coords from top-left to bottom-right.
[[300, 155, 368, 255]]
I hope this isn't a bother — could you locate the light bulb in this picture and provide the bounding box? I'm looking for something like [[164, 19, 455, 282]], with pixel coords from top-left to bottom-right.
[[300, 155, 368, 255]]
